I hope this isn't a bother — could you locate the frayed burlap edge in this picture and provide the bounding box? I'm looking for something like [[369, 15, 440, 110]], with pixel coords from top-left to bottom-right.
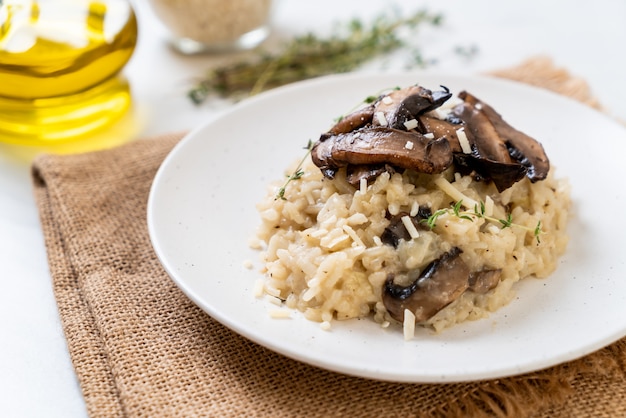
[[427, 338, 626, 418]]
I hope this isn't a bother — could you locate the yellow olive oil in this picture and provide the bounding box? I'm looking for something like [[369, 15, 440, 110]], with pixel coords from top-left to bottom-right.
[[0, 0, 138, 150]]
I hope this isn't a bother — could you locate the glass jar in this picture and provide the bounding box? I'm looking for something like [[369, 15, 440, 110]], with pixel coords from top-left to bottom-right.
[[0, 0, 138, 150], [148, 0, 272, 54]]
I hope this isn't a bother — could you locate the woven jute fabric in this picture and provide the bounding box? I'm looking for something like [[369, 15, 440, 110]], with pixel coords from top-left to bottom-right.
[[32, 57, 626, 417]]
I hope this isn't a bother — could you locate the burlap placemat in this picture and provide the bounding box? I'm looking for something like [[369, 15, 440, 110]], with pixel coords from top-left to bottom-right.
[[32, 57, 626, 417]]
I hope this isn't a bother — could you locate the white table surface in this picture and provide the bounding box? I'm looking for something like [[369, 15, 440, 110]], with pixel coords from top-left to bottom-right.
[[1, 1, 625, 416]]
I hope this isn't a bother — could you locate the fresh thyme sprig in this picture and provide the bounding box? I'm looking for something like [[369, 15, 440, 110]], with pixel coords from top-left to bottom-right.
[[188, 10, 443, 104], [423, 200, 544, 244], [276, 140, 314, 200]]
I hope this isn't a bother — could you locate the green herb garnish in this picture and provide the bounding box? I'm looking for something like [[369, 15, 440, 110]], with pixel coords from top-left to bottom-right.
[[276, 140, 314, 200], [188, 10, 443, 104], [422, 200, 544, 244]]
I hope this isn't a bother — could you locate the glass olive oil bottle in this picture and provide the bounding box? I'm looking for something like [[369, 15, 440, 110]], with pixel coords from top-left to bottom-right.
[[0, 0, 138, 149]]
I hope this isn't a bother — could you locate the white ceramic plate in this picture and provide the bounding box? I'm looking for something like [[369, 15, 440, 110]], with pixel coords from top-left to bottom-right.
[[147, 72, 626, 383]]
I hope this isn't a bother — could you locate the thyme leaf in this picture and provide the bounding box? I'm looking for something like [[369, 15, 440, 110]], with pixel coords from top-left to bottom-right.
[[534, 220, 542, 243], [188, 10, 443, 104], [425, 208, 448, 229], [276, 140, 314, 200], [475, 201, 486, 217], [499, 213, 513, 229]]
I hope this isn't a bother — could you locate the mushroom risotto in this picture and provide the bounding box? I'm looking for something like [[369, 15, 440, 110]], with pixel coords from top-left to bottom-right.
[[253, 84, 570, 337]]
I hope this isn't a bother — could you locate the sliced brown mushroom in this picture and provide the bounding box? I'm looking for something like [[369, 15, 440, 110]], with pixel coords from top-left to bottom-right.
[[468, 269, 502, 294], [456, 91, 550, 183], [382, 247, 470, 323], [372, 85, 452, 130], [345, 164, 395, 187], [453, 102, 513, 163], [448, 104, 524, 191], [380, 208, 432, 248], [328, 103, 375, 135], [453, 153, 528, 192], [311, 126, 453, 179], [418, 115, 463, 153]]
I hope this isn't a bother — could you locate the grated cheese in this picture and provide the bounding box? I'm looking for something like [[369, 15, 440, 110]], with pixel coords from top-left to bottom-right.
[[484, 195, 495, 217], [403, 118, 418, 130], [456, 128, 472, 154], [401, 215, 420, 239], [403, 309, 416, 340], [359, 177, 367, 194], [375, 111, 388, 126], [434, 177, 479, 209], [429, 108, 448, 120]]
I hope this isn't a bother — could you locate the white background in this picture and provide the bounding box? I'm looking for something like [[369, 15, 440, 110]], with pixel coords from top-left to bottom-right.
[[1, 0, 625, 416]]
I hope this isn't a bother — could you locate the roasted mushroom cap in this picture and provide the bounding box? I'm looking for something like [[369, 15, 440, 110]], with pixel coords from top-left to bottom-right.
[[382, 247, 470, 323], [382, 248, 503, 324], [380, 208, 432, 248], [345, 164, 395, 187], [373, 85, 453, 130], [418, 115, 463, 153], [328, 103, 376, 135], [450, 91, 550, 190], [454, 101, 513, 163], [311, 126, 453, 179], [453, 153, 528, 192], [459, 91, 549, 181]]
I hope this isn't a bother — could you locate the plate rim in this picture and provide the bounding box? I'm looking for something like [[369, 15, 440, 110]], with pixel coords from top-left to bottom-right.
[[147, 70, 626, 383]]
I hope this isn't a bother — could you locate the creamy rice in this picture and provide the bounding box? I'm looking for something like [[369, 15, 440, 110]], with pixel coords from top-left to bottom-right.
[[254, 155, 570, 334]]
